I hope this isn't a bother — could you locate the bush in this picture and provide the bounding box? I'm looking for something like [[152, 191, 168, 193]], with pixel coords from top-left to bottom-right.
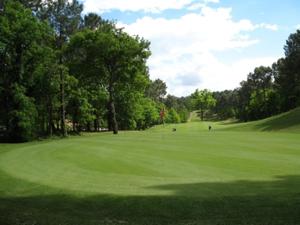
[[165, 108, 181, 124], [6, 85, 37, 142]]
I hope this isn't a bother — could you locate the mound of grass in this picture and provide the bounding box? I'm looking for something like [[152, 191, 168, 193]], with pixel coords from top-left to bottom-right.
[[0, 115, 300, 225], [218, 107, 300, 132]]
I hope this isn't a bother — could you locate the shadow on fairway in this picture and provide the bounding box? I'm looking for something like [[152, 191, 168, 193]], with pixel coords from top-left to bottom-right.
[[1, 172, 300, 225]]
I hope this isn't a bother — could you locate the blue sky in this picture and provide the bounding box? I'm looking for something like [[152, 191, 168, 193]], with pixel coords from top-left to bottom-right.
[[80, 0, 300, 96]]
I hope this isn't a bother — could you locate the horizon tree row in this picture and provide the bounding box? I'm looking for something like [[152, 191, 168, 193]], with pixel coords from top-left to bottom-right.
[[211, 29, 300, 122]]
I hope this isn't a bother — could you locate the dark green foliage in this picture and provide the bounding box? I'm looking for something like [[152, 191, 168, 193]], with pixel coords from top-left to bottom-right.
[[163, 95, 190, 123], [213, 65, 282, 122], [212, 90, 238, 119], [2, 0, 161, 141], [275, 30, 300, 111], [2, 0, 162, 139], [66, 87, 95, 132], [31, 47, 60, 136], [146, 79, 167, 102], [236, 66, 278, 121], [0, 0, 53, 141], [38, 0, 83, 136], [38, 0, 83, 39], [6, 85, 37, 142], [82, 13, 109, 30], [239, 66, 283, 121], [144, 81, 190, 125], [66, 25, 153, 133]]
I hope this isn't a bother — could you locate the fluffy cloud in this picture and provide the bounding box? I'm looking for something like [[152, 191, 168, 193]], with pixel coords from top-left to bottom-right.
[[257, 23, 278, 31], [204, 0, 220, 3], [118, 6, 278, 96], [147, 52, 276, 96], [83, 0, 199, 13], [188, 0, 219, 10]]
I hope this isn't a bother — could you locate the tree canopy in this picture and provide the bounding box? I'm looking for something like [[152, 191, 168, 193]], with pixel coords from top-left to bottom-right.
[[191, 89, 216, 121], [0, 0, 187, 142]]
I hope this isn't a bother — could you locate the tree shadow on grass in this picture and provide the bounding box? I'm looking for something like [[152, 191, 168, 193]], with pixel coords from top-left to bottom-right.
[[1, 172, 300, 225]]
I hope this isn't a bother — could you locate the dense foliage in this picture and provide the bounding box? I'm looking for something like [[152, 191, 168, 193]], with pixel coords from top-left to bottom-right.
[[0, 0, 189, 142]]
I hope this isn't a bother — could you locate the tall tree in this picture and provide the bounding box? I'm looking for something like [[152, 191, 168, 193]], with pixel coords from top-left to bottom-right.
[[17, 0, 43, 11], [38, 0, 83, 136], [191, 89, 216, 121], [67, 26, 151, 134], [0, 0, 53, 141], [104, 32, 150, 134], [212, 90, 238, 119], [31, 45, 60, 136], [146, 79, 167, 102], [247, 66, 274, 119], [275, 30, 300, 111], [235, 66, 279, 121], [82, 13, 103, 30]]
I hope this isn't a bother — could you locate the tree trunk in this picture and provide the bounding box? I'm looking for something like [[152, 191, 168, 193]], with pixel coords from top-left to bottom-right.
[[94, 119, 97, 132], [72, 120, 76, 132], [108, 83, 118, 134], [200, 104, 204, 121], [59, 57, 67, 136], [40, 112, 45, 136], [57, 2, 66, 137], [47, 99, 53, 136], [86, 122, 91, 132], [109, 101, 118, 134], [56, 120, 60, 131], [94, 118, 100, 132]]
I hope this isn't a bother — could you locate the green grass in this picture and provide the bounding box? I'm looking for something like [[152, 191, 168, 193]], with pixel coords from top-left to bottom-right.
[[1, 109, 300, 225], [218, 107, 300, 132]]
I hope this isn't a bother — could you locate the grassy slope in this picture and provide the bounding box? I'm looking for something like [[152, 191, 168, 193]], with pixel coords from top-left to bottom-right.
[[218, 107, 300, 132], [0, 110, 300, 224]]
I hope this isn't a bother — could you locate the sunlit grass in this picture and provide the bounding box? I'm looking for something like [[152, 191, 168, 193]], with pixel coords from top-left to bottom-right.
[[1, 111, 300, 224]]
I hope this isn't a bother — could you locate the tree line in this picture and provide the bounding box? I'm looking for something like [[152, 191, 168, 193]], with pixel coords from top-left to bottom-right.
[[189, 30, 300, 122], [0, 0, 189, 142]]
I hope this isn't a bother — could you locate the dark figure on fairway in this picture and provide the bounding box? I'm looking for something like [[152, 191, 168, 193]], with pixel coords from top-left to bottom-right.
[[172, 128, 176, 132], [208, 125, 212, 131]]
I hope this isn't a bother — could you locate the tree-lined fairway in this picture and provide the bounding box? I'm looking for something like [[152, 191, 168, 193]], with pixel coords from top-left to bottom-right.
[[1, 121, 300, 225]]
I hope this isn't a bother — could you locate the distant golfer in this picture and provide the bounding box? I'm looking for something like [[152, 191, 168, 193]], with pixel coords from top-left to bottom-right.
[[208, 125, 212, 131]]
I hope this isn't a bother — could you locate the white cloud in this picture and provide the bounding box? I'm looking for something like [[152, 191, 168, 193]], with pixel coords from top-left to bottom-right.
[[188, 0, 219, 10], [296, 24, 300, 30], [204, 0, 219, 3], [148, 52, 277, 96], [82, 0, 222, 14], [83, 0, 196, 13], [119, 7, 260, 51], [117, 6, 279, 96], [187, 3, 205, 10], [257, 23, 278, 31], [187, 56, 277, 93]]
